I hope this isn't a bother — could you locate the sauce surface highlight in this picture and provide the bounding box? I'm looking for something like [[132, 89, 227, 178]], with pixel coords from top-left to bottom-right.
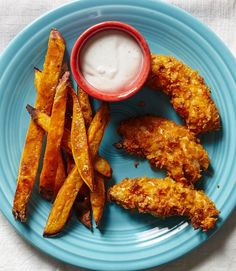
[[80, 30, 143, 92]]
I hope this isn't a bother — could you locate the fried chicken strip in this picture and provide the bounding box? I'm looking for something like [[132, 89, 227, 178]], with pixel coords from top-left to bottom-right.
[[147, 54, 220, 135], [108, 177, 219, 231], [117, 116, 209, 185]]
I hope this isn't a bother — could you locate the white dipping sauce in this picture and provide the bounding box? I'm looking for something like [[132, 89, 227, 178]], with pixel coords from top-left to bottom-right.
[[80, 30, 143, 92]]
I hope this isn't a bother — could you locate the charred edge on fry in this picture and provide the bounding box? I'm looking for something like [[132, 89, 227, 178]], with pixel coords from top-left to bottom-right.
[[50, 28, 66, 44], [34, 67, 42, 73], [12, 209, 27, 223], [43, 231, 61, 238], [26, 104, 38, 121]]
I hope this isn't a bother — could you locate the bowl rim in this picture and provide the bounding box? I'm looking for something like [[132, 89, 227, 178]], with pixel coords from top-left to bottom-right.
[[70, 20, 151, 102]]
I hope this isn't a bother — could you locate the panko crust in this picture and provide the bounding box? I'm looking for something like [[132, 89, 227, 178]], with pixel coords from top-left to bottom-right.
[[108, 177, 219, 231], [147, 54, 220, 135], [117, 116, 210, 185]]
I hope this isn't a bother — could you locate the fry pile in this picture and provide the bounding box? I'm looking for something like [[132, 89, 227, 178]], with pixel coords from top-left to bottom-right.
[[12, 29, 112, 236]]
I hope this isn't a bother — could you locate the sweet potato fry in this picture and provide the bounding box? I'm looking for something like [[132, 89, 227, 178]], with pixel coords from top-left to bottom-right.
[[34, 68, 42, 91], [88, 103, 109, 159], [54, 151, 66, 197], [43, 103, 110, 236], [32, 68, 67, 197], [94, 156, 112, 178], [78, 87, 93, 128], [27, 107, 112, 178], [90, 173, 106, 226], [74, 183, 92, 229], [74, 88, 93, 228], [67, 154, 75, 175], [13, 29, 65, 222], [70, 88, 94, 191], [43, 166, 84, 237], [87, 103, 109, 226], [39, 72, 69, 201]]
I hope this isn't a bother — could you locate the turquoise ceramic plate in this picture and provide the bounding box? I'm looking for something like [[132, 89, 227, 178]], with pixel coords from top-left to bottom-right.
[[0, 0, 236, 270]]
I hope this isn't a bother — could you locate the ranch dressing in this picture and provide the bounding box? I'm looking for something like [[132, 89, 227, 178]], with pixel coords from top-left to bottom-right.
[[80, 30, 143, 92]]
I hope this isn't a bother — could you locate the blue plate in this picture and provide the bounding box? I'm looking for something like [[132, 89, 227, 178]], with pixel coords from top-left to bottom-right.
[[0, 0, 236, 270]]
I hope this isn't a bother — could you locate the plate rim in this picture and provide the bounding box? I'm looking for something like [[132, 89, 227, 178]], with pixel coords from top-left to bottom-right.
[[0, 0, 236, 270]]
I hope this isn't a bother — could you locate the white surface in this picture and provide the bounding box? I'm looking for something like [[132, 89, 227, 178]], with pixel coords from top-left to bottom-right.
[[0, 1, 236, 270]]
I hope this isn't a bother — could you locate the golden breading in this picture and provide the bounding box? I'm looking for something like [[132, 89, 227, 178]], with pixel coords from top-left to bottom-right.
[[117, 116, 209, 185], [147, 54, 220, 135], [108, 177, 219, 231]]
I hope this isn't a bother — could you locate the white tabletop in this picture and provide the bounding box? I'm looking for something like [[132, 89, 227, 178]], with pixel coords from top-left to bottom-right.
[[0, 1, 236, 270]]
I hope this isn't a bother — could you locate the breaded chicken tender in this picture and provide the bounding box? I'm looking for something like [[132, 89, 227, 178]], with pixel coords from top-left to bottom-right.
[[117, 116, 209, 185], [108, 177, 219, 231], [147, 54, 220, 135]]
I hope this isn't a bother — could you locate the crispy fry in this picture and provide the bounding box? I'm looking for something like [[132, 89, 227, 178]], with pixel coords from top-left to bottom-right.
[[54, 151, 66, 197], [78, 87, 93, 128], [32, 68, 68, 197], [70, 88, 94, 191], [88, 103, 109, 158], [34, 67, 42, 90], [66, 154, 75, 175], [94, 156, 112, 178], [44, 103, 110, 236], [39, 72, 69, 201], [90, 173, 106, 226], [88, 103, 109, 225], [74, 183, 92, 229], [37, 29, 65, 113], [13, 29, 65, 222], [43, 167, 84, 237], [26, 105, 50, 131], [26, 107, 112, 178], [75, 88, 93, 228]]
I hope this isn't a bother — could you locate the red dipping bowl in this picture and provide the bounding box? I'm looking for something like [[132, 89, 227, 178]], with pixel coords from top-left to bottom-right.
[[70, 21, 151, 102]]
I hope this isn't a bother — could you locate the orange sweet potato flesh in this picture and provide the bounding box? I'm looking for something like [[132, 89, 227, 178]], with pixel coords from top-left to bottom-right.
[[90, 173, 106, 226], [93, 156, 112, 179], [43, 103, 110, 236], [34, 68, 42, 91], [87, 103, 109, 226], [43, 166, 84, 237], [26, 107, 112, 178], [54, 151, 66, 197], [88, 103, 109, 159], [78, 87, 93, 128], [70, 88, 94, 191], [12, 29, 65, 222], [75, 88, 93, 228], [65, 151, 92, 229], [39, 72, 69, 201]]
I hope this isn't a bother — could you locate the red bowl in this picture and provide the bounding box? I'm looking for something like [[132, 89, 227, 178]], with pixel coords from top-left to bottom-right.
[[70, 21, 151, 102]]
